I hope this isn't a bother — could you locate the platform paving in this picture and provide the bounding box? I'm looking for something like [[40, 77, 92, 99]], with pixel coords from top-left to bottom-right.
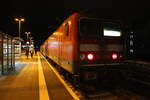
[[0, 52, 74, 100]]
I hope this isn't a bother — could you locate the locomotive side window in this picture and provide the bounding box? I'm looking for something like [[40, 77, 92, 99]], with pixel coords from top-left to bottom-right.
[[103, 23, 121, 37], [79, 19, 100, 36], [64, 23, 69, 37]]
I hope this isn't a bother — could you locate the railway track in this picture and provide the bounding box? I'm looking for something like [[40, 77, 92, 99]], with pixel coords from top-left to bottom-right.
[[47, 58, 148, 100], [84, 87, 146, 100], [63, 71, 148, 100], [58, 70, 147, 100]]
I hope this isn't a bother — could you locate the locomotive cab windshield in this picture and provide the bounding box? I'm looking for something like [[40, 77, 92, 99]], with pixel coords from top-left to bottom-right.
[[79, 18, 100, 36], [79, 18, 122, 37]]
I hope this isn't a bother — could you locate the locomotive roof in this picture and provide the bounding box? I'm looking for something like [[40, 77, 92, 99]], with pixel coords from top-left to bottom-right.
[[69, 12, 123, 23]]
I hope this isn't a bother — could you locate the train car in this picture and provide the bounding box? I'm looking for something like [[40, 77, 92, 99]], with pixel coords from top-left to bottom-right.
[[41, 12, 126, 81]]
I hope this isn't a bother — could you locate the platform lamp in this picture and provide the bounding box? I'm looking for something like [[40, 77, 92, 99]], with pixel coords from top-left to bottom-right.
[[14, 18, 25, 57], [25, 32, 31, 41], [25, 32, 31, 49], [15, 18, 25, 38]]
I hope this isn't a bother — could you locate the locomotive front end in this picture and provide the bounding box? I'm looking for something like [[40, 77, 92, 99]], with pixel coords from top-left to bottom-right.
[[76, 17, 126, 80]]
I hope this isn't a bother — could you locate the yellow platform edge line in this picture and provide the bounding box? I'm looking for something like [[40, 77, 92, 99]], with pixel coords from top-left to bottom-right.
[[40, 53, 80, 100], [38, 53, 50, 100]]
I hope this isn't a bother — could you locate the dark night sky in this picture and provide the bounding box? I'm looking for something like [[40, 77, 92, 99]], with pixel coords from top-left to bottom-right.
[[0, 0, 150, 46]]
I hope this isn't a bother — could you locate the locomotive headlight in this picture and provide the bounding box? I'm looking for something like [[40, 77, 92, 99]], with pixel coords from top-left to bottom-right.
[[80, 53, 95, 61], [87, 53, 94, 60], [112, 53, 118, 60]]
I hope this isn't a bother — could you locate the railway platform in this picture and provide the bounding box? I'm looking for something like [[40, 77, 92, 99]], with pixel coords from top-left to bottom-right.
[[0, 52, 78, 100]]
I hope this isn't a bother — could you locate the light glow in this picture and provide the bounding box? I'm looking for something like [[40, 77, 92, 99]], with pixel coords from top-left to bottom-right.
[[68, 21, 71, 25], [87, 53, 94, 60], [112, 53, 118, 60], [53, 32, 63, 36], [21, 18, 25, 21], [50, 41, 58, 47], [104, 29, 121, 37], [15, 18, 19, 21], [15, 18, 25, 22], [26, 41, 29, 44]]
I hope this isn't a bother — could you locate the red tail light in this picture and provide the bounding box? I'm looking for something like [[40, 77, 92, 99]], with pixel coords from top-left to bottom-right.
[[112, 53, 118, 60], [87, 53, 94, 60]]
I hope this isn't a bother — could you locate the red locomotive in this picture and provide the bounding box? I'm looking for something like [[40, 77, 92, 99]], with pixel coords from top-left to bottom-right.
[[40, 12, 126, 81]]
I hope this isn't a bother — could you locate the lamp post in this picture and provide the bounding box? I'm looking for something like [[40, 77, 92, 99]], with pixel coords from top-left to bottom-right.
[[25, 32, 31, 48], [14, 18, 24, 57], [15, 18, 24, 38], [29, 38, 34, 48], [29, 37, 33, 43], [25, 32, 31, 41]]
